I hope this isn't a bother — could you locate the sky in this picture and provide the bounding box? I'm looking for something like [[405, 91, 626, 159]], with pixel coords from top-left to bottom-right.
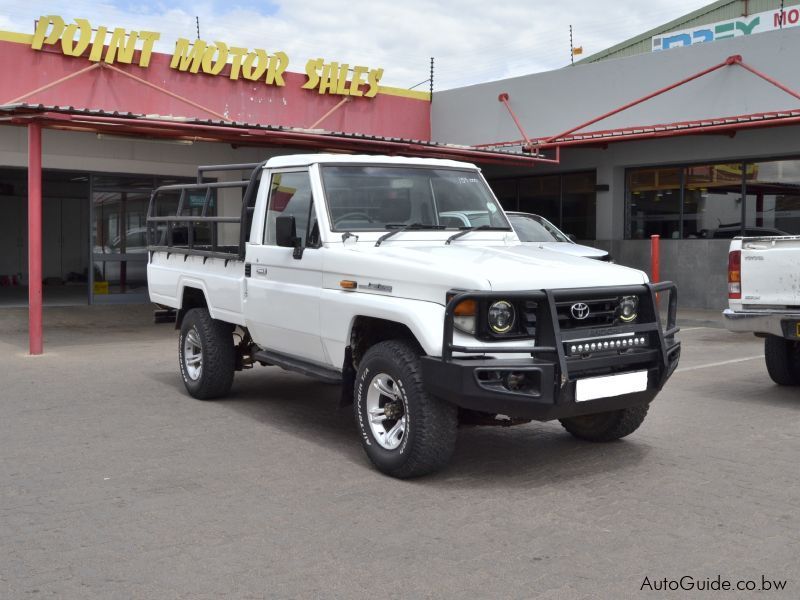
[[0, 0, 715, 90]]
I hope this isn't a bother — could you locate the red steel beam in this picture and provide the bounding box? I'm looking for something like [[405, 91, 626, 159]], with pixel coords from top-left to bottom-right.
[[540, 55, 741, 145], [497, 93, 534, 149], [27, 121, 43, 355], [735, 59, 800, 102], [536, 113, 800, 147]]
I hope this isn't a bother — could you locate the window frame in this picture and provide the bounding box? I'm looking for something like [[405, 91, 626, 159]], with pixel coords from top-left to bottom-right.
[[262, 169, 318, 249], [624, 154, 800, 239]]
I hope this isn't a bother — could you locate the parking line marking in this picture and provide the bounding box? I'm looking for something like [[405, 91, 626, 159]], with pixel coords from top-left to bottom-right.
[[676, 355, 764, 373], [678, 326, 711, 332]]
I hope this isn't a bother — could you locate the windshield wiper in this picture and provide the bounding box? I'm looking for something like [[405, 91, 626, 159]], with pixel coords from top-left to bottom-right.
[[445, 225, 510, 245], [375, 223, 445, 247]]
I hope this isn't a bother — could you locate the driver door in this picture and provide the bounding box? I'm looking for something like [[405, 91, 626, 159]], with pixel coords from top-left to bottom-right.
[[244, 170, 326, 364]]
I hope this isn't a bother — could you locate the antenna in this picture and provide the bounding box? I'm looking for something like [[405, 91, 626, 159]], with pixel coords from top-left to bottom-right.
[[570, 24, 574, 65], [196, 16, 201, 39], [430, 57, 434, 101]]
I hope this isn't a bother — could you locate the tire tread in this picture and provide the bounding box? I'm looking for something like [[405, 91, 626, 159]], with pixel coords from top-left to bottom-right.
[[357, 340, 457, 478], [764, 335, 800, 386], [180, 308, 235, 400]]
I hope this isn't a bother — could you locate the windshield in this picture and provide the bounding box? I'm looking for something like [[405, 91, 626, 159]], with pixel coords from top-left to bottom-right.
[[508, 213, 571, 243], [321, 166, 511, 231]]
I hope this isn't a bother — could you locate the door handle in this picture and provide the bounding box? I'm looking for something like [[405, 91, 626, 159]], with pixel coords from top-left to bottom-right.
[[256, 267, 267, 275]]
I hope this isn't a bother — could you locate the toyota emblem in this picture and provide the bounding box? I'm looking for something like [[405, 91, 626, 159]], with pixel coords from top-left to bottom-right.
[[571, 302, 590, 320]]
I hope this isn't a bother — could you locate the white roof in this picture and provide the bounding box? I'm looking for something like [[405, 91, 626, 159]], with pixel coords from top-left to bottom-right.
[[264, 154, 478, 170]]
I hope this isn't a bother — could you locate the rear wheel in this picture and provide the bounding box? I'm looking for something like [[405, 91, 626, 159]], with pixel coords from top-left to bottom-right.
[[764, 335, 800, 386], [559, 404, 649, 442], [178, 308, 235, 399], [354, 340, 457, 478]]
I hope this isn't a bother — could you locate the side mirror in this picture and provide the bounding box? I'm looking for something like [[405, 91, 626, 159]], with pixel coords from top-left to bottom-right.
[[275, 215, 304, 259]]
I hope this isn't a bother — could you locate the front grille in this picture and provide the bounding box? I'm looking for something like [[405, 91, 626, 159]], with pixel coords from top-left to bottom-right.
[[521, 300, 537, 337], [556, 297, 618, 329]]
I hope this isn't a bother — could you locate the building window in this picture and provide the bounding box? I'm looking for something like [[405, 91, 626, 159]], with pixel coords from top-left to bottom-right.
[[489, 171, 596, 239], [627, 159, 800, 239], [746, 159, 800, 236], [683, 163, 744, 239], [626, 167, 681, 239], [563, 172, 596, 239]]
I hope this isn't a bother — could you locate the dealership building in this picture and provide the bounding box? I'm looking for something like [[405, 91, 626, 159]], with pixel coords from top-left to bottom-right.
[[2, 0, 800, 347]]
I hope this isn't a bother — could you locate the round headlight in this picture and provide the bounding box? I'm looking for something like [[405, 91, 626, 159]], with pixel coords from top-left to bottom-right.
[[488, 300, 515, 334], [619, 296, 638, 322]]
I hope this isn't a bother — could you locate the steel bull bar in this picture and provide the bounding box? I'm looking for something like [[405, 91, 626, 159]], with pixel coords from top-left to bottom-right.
[[421, 282, 681, 421]]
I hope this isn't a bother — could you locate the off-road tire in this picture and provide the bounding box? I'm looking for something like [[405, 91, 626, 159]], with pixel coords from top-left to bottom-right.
[[354, 340, 457, 478], [559, 404, 649, 442], [178, 308, 235, 400], [764, 335, 800, 386]]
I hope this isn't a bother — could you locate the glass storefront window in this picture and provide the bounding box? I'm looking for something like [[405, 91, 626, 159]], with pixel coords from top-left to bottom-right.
[[683, 163, 745, 239], [489, 179, 518, 209], [626, 158, 800, 239], [562, 172, 596, 239], [626, 167, 681, 239], [488, 171, 597, 240], [745, 159, 800, 235], [518, 175, 560, 227]]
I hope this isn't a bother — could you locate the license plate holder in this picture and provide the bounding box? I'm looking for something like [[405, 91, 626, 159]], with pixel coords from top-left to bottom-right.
[[576, 371, 648, 402]]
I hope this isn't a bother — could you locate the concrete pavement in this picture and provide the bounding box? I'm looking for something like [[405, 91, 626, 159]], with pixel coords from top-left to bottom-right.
[[0, 305, 797, 598]]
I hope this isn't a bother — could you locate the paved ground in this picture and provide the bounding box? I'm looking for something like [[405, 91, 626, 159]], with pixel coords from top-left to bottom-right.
[[1, 306, 798, 599]]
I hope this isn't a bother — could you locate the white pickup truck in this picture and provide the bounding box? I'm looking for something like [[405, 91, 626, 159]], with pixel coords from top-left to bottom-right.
[[723, 236, 800, 385], [146, 154, 680, 478]]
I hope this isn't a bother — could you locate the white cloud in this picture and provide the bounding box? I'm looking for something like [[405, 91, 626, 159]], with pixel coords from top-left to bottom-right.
[[0, 0, 713, 89]]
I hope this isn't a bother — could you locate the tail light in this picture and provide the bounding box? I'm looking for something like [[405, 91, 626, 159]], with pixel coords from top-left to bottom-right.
[[728, 250, 741, 299]]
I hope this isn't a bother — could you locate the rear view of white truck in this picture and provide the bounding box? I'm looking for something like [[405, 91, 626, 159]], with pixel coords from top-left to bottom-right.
[[724, 236, 800, 385]]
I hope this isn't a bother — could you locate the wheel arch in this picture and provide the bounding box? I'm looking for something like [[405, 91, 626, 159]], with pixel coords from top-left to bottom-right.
[[175, 282, 210, 329]]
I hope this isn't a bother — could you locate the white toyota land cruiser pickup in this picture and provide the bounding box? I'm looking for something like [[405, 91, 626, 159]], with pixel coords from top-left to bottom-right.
[[146, 154, 680, 478], [723, 236, 800, 385]]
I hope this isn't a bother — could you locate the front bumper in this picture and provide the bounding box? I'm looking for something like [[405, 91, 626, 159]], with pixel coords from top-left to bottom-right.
[[723, 308, 800, 339], [422, 282, 681, 421]]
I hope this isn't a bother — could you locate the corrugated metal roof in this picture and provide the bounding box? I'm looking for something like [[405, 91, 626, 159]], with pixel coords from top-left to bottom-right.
[[0, 102, 542, 165], [478, 109, 800, 150], [577, 0, 800, 64]]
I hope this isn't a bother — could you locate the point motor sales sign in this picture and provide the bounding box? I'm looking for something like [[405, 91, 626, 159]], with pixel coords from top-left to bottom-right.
[[652, 7, 800, 52]]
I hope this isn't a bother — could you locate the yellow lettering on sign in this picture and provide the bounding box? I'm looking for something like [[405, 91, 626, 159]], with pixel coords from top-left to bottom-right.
[[318, 61, 337, 94], [171, 38, 206, 73], [266, 51, 288, 86], [31, 15, 65, 50], [60, 18, 92, 56], [88, 26, 108, 62], [201, 42, 229, 76], [302, 59, 384, 97], [105, 28, 138, 64], [242, 50, 268, 81], [349, 65, 368, 96], [26, 15, 385, 98], [228, 46, 248, 80], [302, 58, 323, 89], [365, 68, 384, 98], [137, 31, 161, 68]]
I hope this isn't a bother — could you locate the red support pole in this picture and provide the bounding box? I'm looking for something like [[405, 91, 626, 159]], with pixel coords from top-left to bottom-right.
[[28, 122, 43, 355], [650, 234, 660, 284]]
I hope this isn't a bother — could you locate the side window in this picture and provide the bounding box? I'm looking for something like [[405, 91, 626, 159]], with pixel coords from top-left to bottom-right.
[[264, 171, 314, 246]]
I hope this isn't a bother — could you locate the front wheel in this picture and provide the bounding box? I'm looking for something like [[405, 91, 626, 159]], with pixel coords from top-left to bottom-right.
[[178, 308, 235, 399], [559, 404, 649, 442], [764, 335, 800, 386], [354, 340, 457, 478]]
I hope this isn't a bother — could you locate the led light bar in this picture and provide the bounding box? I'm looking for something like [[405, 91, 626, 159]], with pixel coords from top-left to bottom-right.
[[568, 335, 648, 355]]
